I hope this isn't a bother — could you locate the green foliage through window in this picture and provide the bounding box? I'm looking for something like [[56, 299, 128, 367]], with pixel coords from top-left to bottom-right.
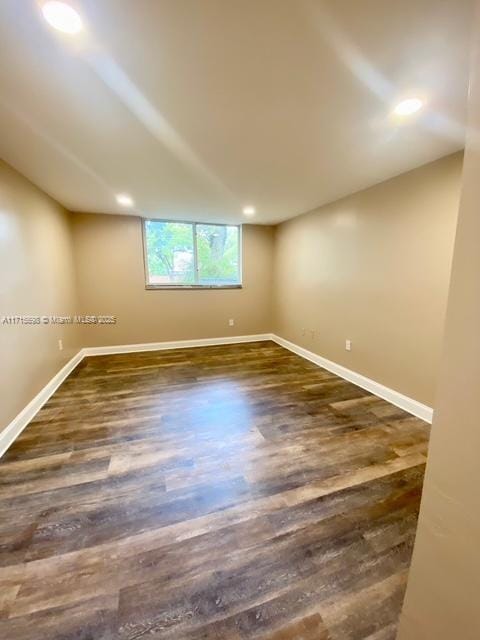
[[144, 220, 240, 287]]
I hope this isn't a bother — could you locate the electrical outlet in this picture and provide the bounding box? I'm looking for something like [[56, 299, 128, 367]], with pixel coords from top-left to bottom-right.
[[345, 339, 352, 351], [229, 318, 234, 327], [58, 339, 63, 351], [301, 327, 306, 336]]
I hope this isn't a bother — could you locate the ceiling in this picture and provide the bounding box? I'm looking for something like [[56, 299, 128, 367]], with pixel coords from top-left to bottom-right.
[[0, 0, 473, 224]]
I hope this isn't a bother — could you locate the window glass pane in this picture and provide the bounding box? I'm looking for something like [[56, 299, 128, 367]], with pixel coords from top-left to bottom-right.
[[145, 221, 194, 285], [196, 224, 240, 285]]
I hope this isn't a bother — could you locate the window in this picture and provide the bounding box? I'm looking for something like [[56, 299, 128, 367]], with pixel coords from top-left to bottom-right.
[[143, 220, 241, 288]]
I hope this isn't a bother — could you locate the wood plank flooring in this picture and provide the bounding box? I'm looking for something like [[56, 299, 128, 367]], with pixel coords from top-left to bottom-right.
[[0, 341, 430, 639]]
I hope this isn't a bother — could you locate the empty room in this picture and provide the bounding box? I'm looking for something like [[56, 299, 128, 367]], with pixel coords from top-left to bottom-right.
[[1, 1, 479, 639]]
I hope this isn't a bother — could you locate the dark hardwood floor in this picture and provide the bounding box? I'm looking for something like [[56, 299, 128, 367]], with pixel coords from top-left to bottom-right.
[[0, 341, 429, 639]]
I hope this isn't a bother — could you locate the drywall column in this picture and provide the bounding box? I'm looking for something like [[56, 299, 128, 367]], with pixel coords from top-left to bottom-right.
[[397, 9, 480, 640]]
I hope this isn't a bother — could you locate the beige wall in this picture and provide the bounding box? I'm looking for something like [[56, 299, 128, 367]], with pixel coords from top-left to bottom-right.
[[0, 159, 81, 432], [71, 213, 274, 347], [0, 150, 463, 436], [398, 13, 480, 638], [272, 152, 463, 406]]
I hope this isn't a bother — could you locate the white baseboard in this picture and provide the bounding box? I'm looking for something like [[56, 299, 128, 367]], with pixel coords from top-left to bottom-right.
[[0, 331, 432, 459], [0, 350, 84, 458], [0, 334, 271, 457], [82, 334, 272, 356], [271, 334, 433, 423]]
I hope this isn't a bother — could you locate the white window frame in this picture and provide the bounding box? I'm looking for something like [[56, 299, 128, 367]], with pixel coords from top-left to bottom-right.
[[142, 219, 243, 289]]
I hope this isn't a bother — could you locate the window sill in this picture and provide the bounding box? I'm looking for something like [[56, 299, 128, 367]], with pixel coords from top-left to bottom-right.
[[145, 284, 243, 290]]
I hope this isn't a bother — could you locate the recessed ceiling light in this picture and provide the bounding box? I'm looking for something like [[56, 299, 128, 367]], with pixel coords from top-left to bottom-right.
[[393, 98, 424, 117], [41, 1, 83, 34], [243, 206, 256, 217], [116, 193, 134, 207]]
